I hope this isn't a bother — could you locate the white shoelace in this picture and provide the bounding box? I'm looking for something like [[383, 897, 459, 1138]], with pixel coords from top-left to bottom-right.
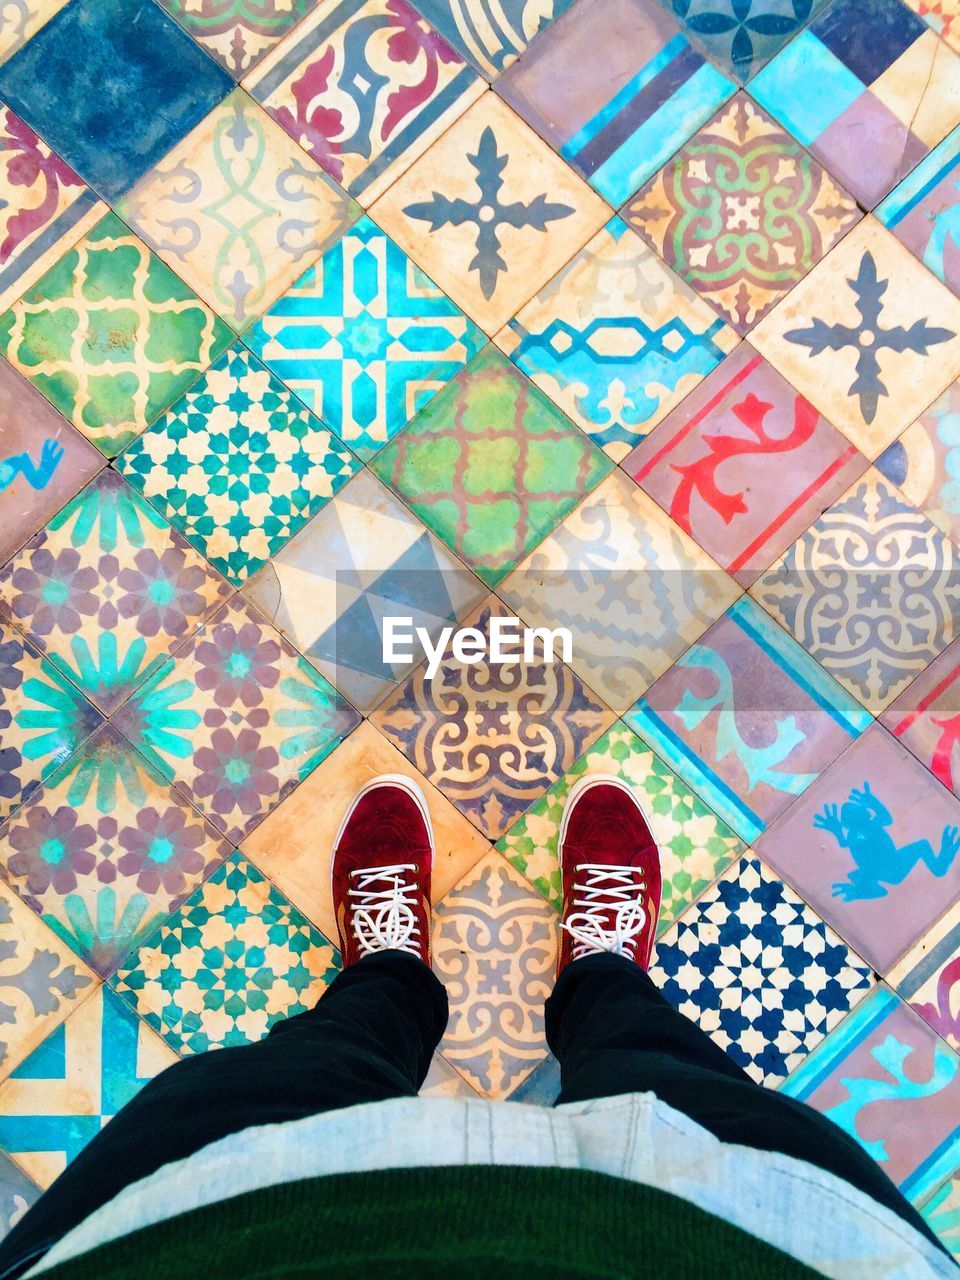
[[348, 864, 422, 957], [559, 864, 648, 961]]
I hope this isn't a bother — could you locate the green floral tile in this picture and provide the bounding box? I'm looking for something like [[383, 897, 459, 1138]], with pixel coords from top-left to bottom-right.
[[370, 346, 613, 587]]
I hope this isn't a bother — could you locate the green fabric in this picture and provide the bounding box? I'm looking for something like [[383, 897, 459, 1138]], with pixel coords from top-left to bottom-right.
[[40, 1165, 824, 1279]]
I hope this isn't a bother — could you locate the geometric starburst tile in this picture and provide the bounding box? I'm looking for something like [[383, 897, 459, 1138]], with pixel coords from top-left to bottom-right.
[[783, 987, 960, 1207], [113, 596, 361, 844], [624, 95, 862, 333], [660, 0, 832, 80], [876, 379, 960, 548], [118, 89, 360, 333], [0, 470, 232, 715], [757, 724, 960, 974], [496, 0, 735, 207], [115, 343, 361, 585], [109, 851, 342, 1056], [628, 597, 873, 843], [752, 220, 960, 460], [751, 469, 960, 713], [750, 0, 960, 209], [371, 599, 615, 838], [0, 984, 177, 1188], [0, 212, 235, 456], [0, 724, 233, 978], [246, 0, 482, 204], [627, 345, 867, 584], [649, 856, 875, 1085], [904, 0, 960, 50], [0, 1150, 39, 1243], [157, 0, 323, 76], [877, 125, 960, 300], [890, 901, 960, 1053], [370, 347, 613, 587], [411, 0, 576, 75], [495, 217, 739, 461], [496, 720, 745, 922], [246, 216, 486, 459], [370, 93, 609, 334], [0, 3, 68, 68], [882, 635, 960, 798]]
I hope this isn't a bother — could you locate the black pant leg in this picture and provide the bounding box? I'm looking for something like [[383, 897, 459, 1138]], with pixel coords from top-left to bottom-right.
[[546, 953, 944, 1250], [0, 951, 447, 1280]]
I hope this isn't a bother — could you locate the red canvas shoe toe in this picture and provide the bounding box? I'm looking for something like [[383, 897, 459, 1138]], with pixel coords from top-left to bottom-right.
[[557, 774, 662, 975], [332, 774, 433, 967]]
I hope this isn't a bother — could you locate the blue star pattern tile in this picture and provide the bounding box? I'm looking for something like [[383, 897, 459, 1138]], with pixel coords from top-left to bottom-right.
[[410, 0, 576, 75], [661, 0, 831, 80]]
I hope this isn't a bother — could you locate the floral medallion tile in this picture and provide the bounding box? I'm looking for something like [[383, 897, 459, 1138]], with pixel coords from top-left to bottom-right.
[[0, 878, 94, 1082], [0, 983, 177, 1188], [922, 1173, 960, 1258], [241, 468, 486, 713], [496, 721, 744, 922], [882, 635, 960, 798], [432, 850, 556, 1097], [628, 597, 872, 844], [116, 343, 361, 586], [370, 346, 613, 587], [661, 0, 830, 80], [0, 212, 234, 457], [109, 851, 342, 1056], [246, 0, 482, 205], [500, 469, 740, 713], [650, 857, 875, 1085], [757, 724, 960, 974], [495, 217, 738, 462], [0, 470, 232, 715], [783, 987, 960, 1206], [114, 596, 361, 844], [0, 1150, 39, 1243], [117, 88, 360, 333], [904, 0, 960, 51], [246, 215, 485, 459], [751, 469, 960, 713], [878, 126, 960, 300], [752, 220, 960, 460], [623, 95, 862, 334], [495, 0, 734, 207], [0, 101, 104, 311], [158, 0, 323, 76], [890, 901, 960, 1052], [0, 358, 104, 566], [0, 724, 233, 978], [372, 600, 614, 838], [627, 345, 867, 586], [410, 0, 575, 76], [749, 0, 960, 210], [244, 719, 490, 939], [370, 92, 609, 334], [0, 1, 68, 67]]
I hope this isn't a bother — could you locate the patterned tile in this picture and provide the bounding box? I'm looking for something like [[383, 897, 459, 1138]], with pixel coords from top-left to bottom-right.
[[0, 0, 233, 202], [752, 219, 960, 460], [628, 597, 872, 844], [495, 217, 738, 462], [0, 724, 233, 977], [751, 468, 960, 713], [114, 596, 360, 844], [750, 0, 960, 210], [0, 877, 94, 1081], [877, 379, 960, 548], [372, 599, 614, 838], [921, 1172, 960, 1258], [757, 724, 960, 973], [0, 1150, 39, 1243], [421, 1050, 479, 1097], [890, 902, 960, 1051], [110, 851, 342, 1055], [118, 89, 359, 333], [904, 0, 960, 51], [627, 345, 867, 586], [0, 983, 177, 1188], [0, 470, 231, 715], [783, 987, 960, 1206], [650, 856, 875, 1085], [623, 94, 861, 334], [370, 346, 613, 588], [882, 634, 960, 798], [241, 468, 486, 713], [432, 850, 556, 1097], [370, 92, 609, 334], [158, 0, 323, 76], [247, 0, 482, 205], [662, 0, 830, 80], [0, 2, 68, 67], [496, 720, 744, 920], [878, 125, 960, 301], [0, 211, 234, 457], [116, 342, 361, 586], [410, 0, 575, 75], [500, 469, 739, 713], [496, 0, 734, 208], [244, 718, 490, 939], [246, 215, 485, 459]]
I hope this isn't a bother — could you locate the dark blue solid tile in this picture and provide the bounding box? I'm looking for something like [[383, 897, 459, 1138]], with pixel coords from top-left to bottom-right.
[[813, 0, 925, 83]]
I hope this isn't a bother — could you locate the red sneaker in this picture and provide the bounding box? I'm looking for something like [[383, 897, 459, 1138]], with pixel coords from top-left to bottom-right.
[[332, 774, 433, 967], [557, 774, 662, 975]]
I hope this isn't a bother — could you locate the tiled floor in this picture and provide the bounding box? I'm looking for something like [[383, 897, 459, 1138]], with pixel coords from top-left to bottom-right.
[[2, 0, 960, 1259]]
